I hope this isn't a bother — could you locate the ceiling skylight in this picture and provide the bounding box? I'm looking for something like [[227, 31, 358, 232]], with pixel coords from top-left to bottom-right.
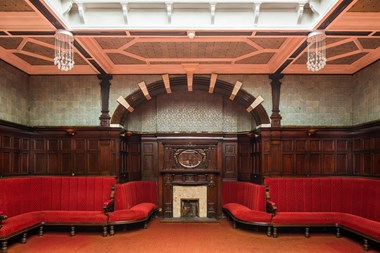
[[43, 0, 339, 31]]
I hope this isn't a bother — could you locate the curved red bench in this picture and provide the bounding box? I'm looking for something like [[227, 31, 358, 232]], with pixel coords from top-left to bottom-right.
[[108, 181, 158, 236], [0, 176, 115, 253], [265, 177, 380, 251], [222, 181, 272, 236]]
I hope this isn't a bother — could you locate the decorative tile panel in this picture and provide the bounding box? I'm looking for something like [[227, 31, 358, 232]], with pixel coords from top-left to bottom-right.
[[156, 91, 224, 132], [29, 75, 100, 126], [109, 75, 161, 115], [0, 61, 30, 125], [218, 74, 272, 119], [281, 75, 353, 126], [353, 60, 380, 124], [123, 90, 255, 133]]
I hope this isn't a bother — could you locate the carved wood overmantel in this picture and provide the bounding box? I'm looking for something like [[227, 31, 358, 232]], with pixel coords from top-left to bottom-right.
[[157, 136, 224, 219]]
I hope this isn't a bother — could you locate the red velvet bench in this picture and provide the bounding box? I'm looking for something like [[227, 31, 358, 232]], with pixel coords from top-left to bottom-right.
[[108, 181, 158, 236], [222, 181, 273, 236], [0, 176, 116, 253], [264, 177, 380, 251]]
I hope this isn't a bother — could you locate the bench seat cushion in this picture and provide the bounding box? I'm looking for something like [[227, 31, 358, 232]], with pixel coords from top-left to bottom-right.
[[223, 203, 272, 223], [42, 211, 107, 224], [108, 209, 147, 222], [130, 203, 157, 217], [272, 212, 339, 225], [0, 212, 42, 237], [338, 213, 380, 240]]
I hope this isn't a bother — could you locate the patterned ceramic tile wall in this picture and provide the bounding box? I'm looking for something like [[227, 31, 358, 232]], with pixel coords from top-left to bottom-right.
[[353, 61, 380, 125], [0, 60, 30, 125], [280, 75, 353, 126], [29, 75, 100, 126], [218, 75, 272, 119], [157, 91, 223, 132], [223, 97, 253, 132], [125, 91, 253, 133], [126, 98, 157, 132], [109, 75, 161, 116], [2, 58, 378, 128]]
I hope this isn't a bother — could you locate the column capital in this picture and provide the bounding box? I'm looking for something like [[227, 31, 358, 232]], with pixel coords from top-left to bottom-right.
[[97, 74, 113, 82], [269, 73, 284, 82]]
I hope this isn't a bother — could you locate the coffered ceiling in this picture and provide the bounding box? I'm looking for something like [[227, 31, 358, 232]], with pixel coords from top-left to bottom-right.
[[0, 0, 379, 75]]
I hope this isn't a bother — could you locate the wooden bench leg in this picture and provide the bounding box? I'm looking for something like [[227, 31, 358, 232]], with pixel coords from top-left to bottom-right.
[[267, 227, 272, 237], [103, 226, 107, 237], [1, 241, 7, 253], [273, 227, 278, 238], [363, 239, 369, 251], [305, 227, 310, 238], [39, 225, 44, 237], [70, 226, 76, 237], [110, 226, 115, 236], [21, 232, 27, 244], [336, 227, 340, 238]]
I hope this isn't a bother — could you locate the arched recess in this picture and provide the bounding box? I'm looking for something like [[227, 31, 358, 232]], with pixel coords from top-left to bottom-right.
[[111, 76, 270, 129]]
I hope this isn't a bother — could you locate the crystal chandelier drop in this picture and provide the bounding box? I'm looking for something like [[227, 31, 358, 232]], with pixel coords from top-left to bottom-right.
[[54, 30, 75, 71], [306, 30, 326, 72]]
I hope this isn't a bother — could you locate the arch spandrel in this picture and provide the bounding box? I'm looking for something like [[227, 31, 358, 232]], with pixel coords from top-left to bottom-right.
[[111, 76, 270, 129]]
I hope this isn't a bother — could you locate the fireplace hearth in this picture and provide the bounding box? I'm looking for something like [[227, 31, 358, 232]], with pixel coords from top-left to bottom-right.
[[181, 199, 199, 218]]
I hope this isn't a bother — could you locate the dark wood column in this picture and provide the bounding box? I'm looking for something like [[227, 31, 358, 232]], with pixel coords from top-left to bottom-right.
[[98, 74, 113, 127], [269, 74, 284, 128]]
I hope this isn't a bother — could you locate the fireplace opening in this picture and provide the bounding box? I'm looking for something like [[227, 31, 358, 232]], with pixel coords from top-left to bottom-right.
[[181, 199, 199, 218]]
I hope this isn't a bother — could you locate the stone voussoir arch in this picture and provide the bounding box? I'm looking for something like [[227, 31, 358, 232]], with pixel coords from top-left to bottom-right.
[[111, 76, 270, 127]]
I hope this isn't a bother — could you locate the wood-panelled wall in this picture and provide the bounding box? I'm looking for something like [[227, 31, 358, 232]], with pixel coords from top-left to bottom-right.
[[0, 121, 121, 178], [353, 134, 380, 177], [1, 120, 379, 179], [257, 125, 380, 177]]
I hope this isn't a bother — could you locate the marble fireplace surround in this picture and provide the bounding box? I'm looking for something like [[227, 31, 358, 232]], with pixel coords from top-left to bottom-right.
[[173, 185, 207, 218]]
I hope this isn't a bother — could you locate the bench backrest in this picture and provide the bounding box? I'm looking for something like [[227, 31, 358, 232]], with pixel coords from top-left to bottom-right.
[[222, 181, 266, 212], [264, 177, 380, 221], [0, 176, 116, 217], [114, 181, 158, 210]]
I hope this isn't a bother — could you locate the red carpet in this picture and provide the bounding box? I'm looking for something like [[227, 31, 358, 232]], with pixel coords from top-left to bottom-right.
[[8, 219, 379, 253]]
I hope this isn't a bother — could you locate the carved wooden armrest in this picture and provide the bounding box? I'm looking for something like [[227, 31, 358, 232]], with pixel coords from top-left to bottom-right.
[[103, 200, 114, 215], [266, 200, 277, 216], [103, 185, 116, 215], [0, 211, 8, 229], [265, 185, 277, 216]]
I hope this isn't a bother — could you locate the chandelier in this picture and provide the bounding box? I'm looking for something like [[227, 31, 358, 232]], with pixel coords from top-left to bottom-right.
[[306, 30, 326, 72], [54, 30, 75, 71]]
